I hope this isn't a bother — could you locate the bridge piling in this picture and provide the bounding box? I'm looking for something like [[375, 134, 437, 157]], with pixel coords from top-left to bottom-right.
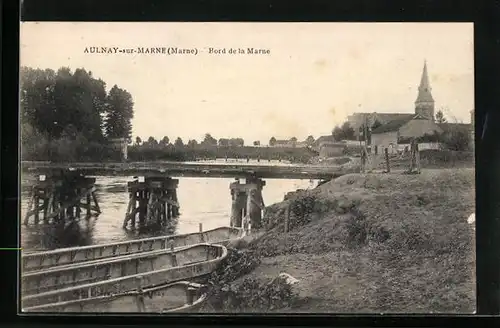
[[23, 172, 101, 226], [229, 177, 266, 230], [124, 177, 180, 229]]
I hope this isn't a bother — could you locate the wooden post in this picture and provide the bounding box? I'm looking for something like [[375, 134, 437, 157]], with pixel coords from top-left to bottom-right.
[[186, 286, 195, 305], [230, 189, 242, 228], [135, 276, 145, 312], [284, 205, 290, 233], [139, 191, 147, 227], [86, 193, 91, 217], [34, 192, 40, 225], [170, 244, 178, 267], [384, 147, 390, 173], [199, 223, 203, 232], [42, 191, 49, 222], [24, 188, 34, 225], [361, 149, 366, 173], [245, 190, 252, 233], [415, 142, 421, 174], [91, 191, 101, 214], [171, 188, 179, 217], [131, 191, 137, 228]]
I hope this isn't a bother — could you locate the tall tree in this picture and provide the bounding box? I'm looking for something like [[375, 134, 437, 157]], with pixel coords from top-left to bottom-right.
[[203, 133, 217, 146], [147, 136, 158, 146], [135, 136, 142, 146], [104, 85, 134, 142], [159, 136, 170, 147], [305, 135, 315, 146], [174, 137, 184, 147], [435, 110, 447, 123], [187, 139, 198, 148], [20, 66, 107, 142], [269, 137, 277, 146]]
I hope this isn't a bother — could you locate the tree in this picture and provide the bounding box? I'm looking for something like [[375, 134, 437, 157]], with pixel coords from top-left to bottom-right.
[[187, 139, 198, 148], [441, 126, 471, 151], [20, 66, 107, 142], [305, 135, 315, 146], [269, 137, 277, 146], [253, 140, 261, 146], [372, 120, 383, 130], [159, 136, 170, 147], [229, 138, 244, 147], [174, 137, 184, 147], [435, 110, 447, 123], [146, 136, 158, 146], [202, 133, 217, 146], [104, 85, 134, 143], [218, 138, 230, 147], [135, 136, 142, 146], [341, 122, 356, 140], [332, 122, 356, 141]]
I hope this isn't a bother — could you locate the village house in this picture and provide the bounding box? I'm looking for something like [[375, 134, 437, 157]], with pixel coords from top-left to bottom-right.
[[270, 139, 308, 148], [312, 135, 347, 158]]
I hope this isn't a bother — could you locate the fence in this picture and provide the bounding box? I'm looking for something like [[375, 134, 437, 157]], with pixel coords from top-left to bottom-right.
[[361, 146, 474, 173]]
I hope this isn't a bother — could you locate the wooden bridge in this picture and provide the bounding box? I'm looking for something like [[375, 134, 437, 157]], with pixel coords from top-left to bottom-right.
[[21, 161, 359, 230], [21, 161, 357, 180]]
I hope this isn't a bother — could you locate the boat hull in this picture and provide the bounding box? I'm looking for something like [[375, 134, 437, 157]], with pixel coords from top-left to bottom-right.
[[22, 281, 207, 313], [22, 244, 227, 308], [22, 226, 243, 272]]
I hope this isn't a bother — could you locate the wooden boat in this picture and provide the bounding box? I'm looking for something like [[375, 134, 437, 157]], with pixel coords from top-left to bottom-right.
[[22, 226, 244, 272], [23, 281, 206, 313], [21, 243, 227, 308]]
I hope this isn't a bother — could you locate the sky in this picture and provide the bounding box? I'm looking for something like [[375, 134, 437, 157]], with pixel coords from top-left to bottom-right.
[[20, 22, 474, 144]]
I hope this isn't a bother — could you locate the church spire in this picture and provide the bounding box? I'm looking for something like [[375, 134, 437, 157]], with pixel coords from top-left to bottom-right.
[[415, 60, 434, 103], [414, 60, 435, 121]]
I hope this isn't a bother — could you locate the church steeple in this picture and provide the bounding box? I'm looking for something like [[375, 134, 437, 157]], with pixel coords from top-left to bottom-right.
[[415, 60, 435, 121]]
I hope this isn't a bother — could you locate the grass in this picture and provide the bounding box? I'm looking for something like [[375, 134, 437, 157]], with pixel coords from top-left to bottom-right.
[[213, 168, 476, 313]]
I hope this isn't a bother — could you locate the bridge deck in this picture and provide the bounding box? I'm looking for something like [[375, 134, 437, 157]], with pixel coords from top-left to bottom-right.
[[21, 161, 359, 180]]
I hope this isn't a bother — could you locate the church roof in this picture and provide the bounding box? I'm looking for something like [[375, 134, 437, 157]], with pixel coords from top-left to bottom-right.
[[415, 61, 434, 103], [374, 113, 415, 123], [371, 118, 412, 134]]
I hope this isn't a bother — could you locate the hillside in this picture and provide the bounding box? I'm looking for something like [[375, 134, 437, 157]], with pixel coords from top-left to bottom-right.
[[202, 168, 476, 313]]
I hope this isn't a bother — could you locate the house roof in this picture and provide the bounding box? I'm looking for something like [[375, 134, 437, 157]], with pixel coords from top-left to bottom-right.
[[371, 118, 413, 134], [314, 135, 335, 146]]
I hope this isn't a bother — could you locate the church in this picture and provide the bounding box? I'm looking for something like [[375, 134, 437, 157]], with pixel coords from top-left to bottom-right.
[[346, 61, 473, 154]]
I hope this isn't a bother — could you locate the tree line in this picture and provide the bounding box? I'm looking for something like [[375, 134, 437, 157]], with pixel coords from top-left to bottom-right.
[[21, 66, 134, 161]]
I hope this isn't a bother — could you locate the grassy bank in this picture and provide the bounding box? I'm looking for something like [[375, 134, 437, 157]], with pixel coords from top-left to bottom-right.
[[202, 168, 475, 313]]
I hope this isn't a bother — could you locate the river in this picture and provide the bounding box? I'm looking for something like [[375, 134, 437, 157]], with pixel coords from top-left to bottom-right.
[[20, 159, 318, 251]]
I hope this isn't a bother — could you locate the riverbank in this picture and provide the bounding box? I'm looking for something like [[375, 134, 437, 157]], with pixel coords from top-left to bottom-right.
[[201, 168, 475, 313]]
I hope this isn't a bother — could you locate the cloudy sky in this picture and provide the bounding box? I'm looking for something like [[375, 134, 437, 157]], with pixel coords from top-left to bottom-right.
[[20, 22, 474, 143]]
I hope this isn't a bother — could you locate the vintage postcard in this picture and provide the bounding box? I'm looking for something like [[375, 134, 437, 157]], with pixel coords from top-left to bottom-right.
[[19, 22, 475, 314]]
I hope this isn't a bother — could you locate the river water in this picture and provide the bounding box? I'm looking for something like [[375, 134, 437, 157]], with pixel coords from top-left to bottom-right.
[[20, 159, 318, 251]]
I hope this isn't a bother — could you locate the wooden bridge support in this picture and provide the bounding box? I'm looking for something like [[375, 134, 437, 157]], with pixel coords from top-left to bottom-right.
[[23, 172, 101, 226], [123, 177, 180, 229], [229, 177, 266, 230]]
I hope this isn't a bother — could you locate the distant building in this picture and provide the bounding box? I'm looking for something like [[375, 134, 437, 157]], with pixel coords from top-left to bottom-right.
[[270, 139, 307, 148], [318, 141, 346, 158], [312, 135, 336, 151], [109, 137, 128, 161]]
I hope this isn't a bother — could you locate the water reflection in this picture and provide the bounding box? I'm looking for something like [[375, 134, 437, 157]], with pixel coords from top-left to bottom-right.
[[20, 159, 318, 251]]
